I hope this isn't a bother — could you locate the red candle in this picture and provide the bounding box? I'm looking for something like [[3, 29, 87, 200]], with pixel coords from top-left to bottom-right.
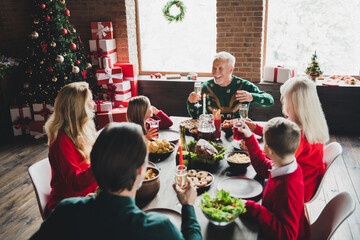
[[179, 145, 183, 169]]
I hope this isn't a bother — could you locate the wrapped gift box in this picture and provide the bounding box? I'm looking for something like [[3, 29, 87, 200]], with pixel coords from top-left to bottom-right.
[[91, 22, 114, 40], [263, 65, 295, 83], [93, 100, 112, 112], [96, 67, 123, 85], [102, 81, 131, 92], [29, 121, 46, 137], [113, 63, 138, 97], [89, 39, 117, 68], [10, 107, 32, 136], [104, 91, 132, 102], [32, 103, 53, 121], [113, 99, 131, 108], [96, 107, 127, 130]]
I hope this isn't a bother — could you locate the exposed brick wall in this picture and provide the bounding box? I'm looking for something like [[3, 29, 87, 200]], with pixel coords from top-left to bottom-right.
[[217, 0, 264, 82]]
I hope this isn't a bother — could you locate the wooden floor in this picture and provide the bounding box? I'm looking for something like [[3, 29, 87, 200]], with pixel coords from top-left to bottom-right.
[[0, 134, 359, 240]]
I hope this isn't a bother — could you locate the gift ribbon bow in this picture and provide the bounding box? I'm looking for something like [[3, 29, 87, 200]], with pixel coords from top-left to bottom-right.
[[94, 100, 106, 112], [13, 108, 31, 130], [96, 68, 123, 84], [92, 22, 113, 39], [33, 103, 53, 120], [102, 84, 117, 101]]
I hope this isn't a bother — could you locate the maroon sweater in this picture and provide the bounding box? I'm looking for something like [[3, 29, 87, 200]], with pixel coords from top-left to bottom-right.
[[244, 135, 311, 240], [253, 124, 325, 202]]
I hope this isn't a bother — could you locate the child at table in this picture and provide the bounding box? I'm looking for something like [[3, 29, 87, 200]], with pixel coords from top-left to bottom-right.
[[245, 77, 329, 202], [240, 117, 310, 240], [127, 95, 173, 140]]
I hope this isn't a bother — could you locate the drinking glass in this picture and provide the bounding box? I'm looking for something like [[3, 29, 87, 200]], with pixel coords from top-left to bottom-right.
[[194, 82, 202, 108], [233, 118, 245, 141], [239, 104, 248, 120], [148, 120, 159, 139], [175, 165, 188, 189]]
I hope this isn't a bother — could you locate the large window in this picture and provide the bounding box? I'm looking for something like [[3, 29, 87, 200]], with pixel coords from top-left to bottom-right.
[[137, 0, 216, 74], [265, 0, 360, 75]]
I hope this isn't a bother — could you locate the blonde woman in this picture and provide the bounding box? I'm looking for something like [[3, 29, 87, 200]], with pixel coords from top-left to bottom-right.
[[44, 82, 98, 217], [126, 96, 173, 140], [246, 77, 329, 202]]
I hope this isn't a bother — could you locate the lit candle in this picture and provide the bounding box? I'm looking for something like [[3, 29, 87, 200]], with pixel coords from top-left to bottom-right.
[[203, 94, 206, 115], [179, 145, 183, 169]]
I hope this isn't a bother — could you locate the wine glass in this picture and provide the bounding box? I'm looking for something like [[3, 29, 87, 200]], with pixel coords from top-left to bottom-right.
[[175, 165, 187, 207], [194, 82, 202, 108], [239, 103, 248, 120]]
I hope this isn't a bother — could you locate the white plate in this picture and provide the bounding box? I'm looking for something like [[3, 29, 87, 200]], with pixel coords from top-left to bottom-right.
[[158, 129, 179, 143], [217, 177, 263, 199]]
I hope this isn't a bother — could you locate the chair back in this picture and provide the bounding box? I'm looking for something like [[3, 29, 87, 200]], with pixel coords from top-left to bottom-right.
[[306, 142, 342, 203], [311, 192, 355, 240], [28, 158, 52, 220]]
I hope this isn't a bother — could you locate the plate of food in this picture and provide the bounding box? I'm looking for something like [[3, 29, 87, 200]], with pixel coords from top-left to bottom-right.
[[187, 139, 227, 172], [200, 189, 246, 226], [144, 208, 181, 230], [187, 169, 214, 189], [180, 119, 199, 135], [217, 177, 263, 199], [146, 139, 175, 162]]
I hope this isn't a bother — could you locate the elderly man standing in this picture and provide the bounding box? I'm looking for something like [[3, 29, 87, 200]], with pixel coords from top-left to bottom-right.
[[187, 51, 274, 119]]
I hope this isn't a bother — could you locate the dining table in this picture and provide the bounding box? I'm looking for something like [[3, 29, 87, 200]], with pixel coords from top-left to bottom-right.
[[138, 116, 264, 240]]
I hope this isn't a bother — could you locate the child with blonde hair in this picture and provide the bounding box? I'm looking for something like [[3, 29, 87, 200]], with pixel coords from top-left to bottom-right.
[[127, 95, 173, 140], [246, 76, 329, 201], [44, 82, 98, 217]]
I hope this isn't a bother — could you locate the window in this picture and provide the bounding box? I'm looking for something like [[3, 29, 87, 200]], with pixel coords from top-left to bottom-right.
[[265, 0, 360, 75], [136, 0, 216, 74]]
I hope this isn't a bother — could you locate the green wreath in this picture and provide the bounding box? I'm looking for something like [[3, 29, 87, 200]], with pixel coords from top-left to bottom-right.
[[163, 0, 186, 23]]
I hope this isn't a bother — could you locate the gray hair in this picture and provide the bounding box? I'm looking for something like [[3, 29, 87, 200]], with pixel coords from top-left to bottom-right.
[[213, 51, 236, 68]]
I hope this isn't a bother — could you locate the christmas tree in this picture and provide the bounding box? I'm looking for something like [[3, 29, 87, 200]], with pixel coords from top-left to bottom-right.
[[305, 51, 323, 81], [20, 0, 98, 105]]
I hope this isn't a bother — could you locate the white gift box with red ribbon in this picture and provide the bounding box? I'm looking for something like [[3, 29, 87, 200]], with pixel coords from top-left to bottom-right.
[[10, 107, 32, 136], [32, 103, 54, 121], [104, 90, 132, 102], [90, 22, 114, 40], [263, 65, 295, 83], [93, 100, 113, 112], [102, 81, 131, 92], [89, 39, 117, 68], [96, 67, 123, 85], [113, 63, 138, 97]]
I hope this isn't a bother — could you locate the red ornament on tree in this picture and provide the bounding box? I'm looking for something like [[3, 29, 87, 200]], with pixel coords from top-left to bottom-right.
[[65, 9, 70, 16], [40, 4, 46, 9], [45, 16, 50, 21], [49, 67, 54, 72], [76, 60, 80, 65], [61, 28, 68, 35], [69, 43, 76, 50]]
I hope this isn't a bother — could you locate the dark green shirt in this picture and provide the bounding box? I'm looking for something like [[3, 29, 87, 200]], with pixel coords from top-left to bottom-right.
[[187, 76, 274, 119], [30, 192, 202, 240]]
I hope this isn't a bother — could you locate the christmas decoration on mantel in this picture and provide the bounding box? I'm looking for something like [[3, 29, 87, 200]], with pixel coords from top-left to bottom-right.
[[305, 51, 323, 81], [163, 0, 186, 23], [21, 0, 98, 105]]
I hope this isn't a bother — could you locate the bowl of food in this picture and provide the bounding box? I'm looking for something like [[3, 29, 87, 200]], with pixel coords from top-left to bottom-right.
[[200, 189, 246, 226], [136, 167, 160, 200], [226, 151, 251, 171], [147, 139, 175, 162]]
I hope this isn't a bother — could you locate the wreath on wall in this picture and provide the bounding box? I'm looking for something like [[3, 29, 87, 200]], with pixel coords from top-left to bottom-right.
[[163, 0, 186, 23]]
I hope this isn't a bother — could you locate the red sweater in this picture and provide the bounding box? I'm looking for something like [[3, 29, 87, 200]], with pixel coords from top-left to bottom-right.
[[45, 132, 97, 217], [253, 124, 325, 202], [244, 135, 311, 240], [147, 110, 173, 129]]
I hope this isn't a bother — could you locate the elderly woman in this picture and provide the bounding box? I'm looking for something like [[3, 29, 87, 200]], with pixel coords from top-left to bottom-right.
[[186, 51, 274, 119]]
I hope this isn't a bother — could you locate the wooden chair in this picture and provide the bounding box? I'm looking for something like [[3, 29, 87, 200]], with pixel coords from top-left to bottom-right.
[[28, 158, 52, 220], [311, 192, 355, 240]]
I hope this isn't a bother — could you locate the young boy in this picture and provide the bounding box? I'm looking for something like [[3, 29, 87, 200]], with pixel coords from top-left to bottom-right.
[[240, 117, 310, 240]]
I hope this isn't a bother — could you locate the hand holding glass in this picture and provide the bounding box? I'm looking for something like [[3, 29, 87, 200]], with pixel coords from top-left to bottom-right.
[[233, 119, 245, 141], [194, 82, 202, 108], [148, 120, 159, 139], [175, 165, 188, 189]]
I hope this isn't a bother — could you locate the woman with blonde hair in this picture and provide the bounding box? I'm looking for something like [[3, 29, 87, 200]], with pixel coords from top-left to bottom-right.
[[127, 95, 173, 140], [44, 82, 98, 217], [246, 77, 329, 202]]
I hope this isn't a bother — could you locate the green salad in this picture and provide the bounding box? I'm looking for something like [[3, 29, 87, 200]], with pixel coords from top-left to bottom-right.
[[188, 140, 227, 164], [200, 190, 246, 222]]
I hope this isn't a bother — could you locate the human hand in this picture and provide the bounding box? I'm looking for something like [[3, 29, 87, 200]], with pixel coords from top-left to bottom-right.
[[234, 120, 252, 139], [244, 119, 257, 132], [151, 106, 159, 115], [188, 92, 201, 104], [173, 177, 197, 206], [146, 127, 158, 140], [236, 90, 253, 102]]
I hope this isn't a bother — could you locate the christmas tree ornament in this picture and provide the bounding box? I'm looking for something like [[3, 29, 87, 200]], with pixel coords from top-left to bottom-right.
[[23, 82, 29, 89], [69, 43, 76, 50], [76, 60, 80, 65], [72, 28, 76, 33], [65, 9, 70, 16], [86, 63, 92, 69], [40, 60, 44, 64], [38, 84, 42, 88], [56, 55, 64, 63], [163, 0, 186, 23], [34, 19, 40, 24], [28, 68, 33, 74], [40, 4, 46, 9], [72, 66, 80, 73], [305, 51, 323, 81], [49, 67, 54, 72], [64, 76, 68, 80], [52, 76, 57, 82], [50, 41, 56, 47], [63, 53, 67, 56], [45, 16, 50, 21], [31, 31, 39, 39], [60, 0, 65, 4], [61, 28, 68, 35]]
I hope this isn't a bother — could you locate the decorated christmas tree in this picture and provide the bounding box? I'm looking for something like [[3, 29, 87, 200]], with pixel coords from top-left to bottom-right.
[[20, 0, 98, 105], [305, 51, 323, 81]]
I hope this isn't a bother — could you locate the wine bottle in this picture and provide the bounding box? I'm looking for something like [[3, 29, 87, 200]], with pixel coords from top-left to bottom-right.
[[176, 124, 191, 167]]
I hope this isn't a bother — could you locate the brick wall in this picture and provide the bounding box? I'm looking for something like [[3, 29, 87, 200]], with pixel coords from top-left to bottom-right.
[[217, 0, 264, 82]]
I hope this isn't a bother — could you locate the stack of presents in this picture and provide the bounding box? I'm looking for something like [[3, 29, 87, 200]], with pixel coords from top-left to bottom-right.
[[9, 21, 138, 138]]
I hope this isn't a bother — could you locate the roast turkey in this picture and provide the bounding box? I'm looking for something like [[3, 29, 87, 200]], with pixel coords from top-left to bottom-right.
[[194, 139, 218, 159]]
